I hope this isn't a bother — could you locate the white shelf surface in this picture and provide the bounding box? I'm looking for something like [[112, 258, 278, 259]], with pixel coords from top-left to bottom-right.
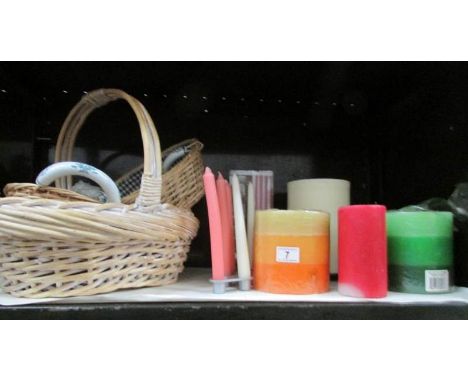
[[1, 267, 468, 306]]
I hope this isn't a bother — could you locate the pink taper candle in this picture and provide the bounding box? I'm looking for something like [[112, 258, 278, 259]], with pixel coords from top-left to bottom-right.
[[224, 179, 236, 275], [203, 167, 225, 280], [216, 173, 233, 277]]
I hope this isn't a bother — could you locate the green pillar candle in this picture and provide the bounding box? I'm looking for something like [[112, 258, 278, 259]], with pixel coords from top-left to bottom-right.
[[387, 211, 454, 294]]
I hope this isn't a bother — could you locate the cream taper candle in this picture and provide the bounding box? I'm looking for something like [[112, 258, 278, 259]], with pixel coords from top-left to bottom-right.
[[232, 174, 251, 290], [287, 179, 350, 274]]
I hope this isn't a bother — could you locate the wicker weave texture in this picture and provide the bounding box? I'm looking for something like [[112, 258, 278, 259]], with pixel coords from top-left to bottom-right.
[[0, 89, 200, 298], [0, 198, 198, 298], [3, 183, 97, 203], [119, 140, 205, 208], [4, 140, 205, 209], [53, 91, 204, 209]]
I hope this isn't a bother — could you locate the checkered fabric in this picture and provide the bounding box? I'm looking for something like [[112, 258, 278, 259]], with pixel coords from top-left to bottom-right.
[[117, 167, 143, 197]]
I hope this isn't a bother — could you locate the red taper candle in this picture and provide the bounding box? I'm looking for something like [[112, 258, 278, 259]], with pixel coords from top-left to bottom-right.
[[216, 173, 235, 277], [338, 205, 387, 298], [224, 179, 236, 275]]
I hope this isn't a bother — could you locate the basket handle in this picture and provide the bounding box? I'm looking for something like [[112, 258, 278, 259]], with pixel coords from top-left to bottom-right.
[[54, 89, 162, 209]]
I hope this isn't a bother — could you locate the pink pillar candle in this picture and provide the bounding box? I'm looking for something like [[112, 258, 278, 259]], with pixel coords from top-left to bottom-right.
[[338, 205, 387, 298]]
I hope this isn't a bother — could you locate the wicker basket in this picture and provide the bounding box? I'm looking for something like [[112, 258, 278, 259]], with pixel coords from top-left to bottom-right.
[[0, 89, 199, 298], [115, 139, 204, 208], [4, 89, 205, 210]]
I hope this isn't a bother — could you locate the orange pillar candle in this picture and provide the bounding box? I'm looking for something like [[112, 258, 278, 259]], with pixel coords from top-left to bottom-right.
[[254, 210, 330, 294]]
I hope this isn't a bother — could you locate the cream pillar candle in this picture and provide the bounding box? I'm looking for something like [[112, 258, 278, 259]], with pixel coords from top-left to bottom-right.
[[231, 174, 252, 290], [287, 179, 350, 274]]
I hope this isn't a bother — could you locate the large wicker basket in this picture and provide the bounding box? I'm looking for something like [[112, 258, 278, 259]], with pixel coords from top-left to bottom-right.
[[0, 89, 199, 298], [4, 89, 205, 210]]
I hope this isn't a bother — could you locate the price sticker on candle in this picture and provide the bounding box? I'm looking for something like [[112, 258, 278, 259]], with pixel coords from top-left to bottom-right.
[[425, 270, 450, 292], [276, 246, 300, 263]]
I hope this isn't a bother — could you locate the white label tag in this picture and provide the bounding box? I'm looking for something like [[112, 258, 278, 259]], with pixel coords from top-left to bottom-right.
[[425, 270, 450, 292], [276, 247, 300, 263]]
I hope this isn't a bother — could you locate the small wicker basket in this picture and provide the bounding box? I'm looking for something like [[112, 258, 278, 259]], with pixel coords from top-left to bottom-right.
[[4, 89, 205, 210], [0, 89, 199, 298], [115, 139, 204, 208]]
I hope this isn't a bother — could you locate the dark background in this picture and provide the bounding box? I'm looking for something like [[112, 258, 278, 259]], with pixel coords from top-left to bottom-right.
[[1, 62, 467, 267]]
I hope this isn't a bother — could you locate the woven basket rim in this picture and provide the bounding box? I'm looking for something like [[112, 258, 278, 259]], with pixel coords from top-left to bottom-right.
[[0, 196, 199, 242]]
